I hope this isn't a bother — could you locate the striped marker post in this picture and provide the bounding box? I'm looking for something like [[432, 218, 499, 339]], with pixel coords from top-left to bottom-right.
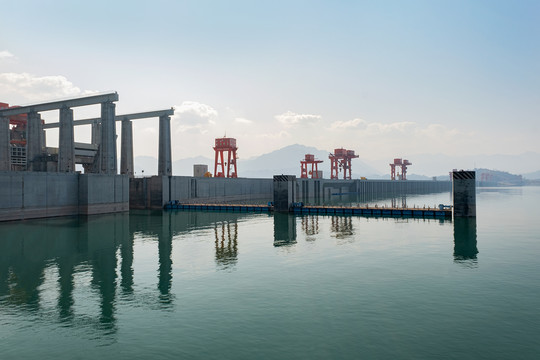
[[452, 170, 476, 217]]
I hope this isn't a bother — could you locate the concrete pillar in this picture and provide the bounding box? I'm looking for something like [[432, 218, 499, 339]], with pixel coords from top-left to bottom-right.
[[27, 111, 43, 171], [58, 106, 75, 172], [100, 101, 117, 174], [120, 117, 134, 177], [0, 116, 10, 171], [158, 115, 172, 176], [273, 175, 296, 212], [452, 170, 476, 217], [91, 118, 101, 146]]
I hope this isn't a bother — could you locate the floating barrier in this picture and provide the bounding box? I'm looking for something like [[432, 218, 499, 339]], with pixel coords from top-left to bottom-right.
[[164, 201, 452, 218]]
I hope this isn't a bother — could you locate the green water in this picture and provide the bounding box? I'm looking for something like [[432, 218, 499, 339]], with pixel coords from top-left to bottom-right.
[[1, 187, 539, 359]]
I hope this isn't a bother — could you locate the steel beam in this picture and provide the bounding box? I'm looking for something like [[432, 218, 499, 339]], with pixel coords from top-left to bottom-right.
[[0, 92, 119, 117], [42, 108, 175, 129]]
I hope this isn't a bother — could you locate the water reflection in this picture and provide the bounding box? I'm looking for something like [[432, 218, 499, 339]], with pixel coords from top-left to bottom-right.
[[301, 215, 319, 241], [331, 216, 354, 239], [273, 213, 297, 246], [0, 214, 129, 335], [158, 212, 173, 305], [453, 217, 479, 267], [214, 221, 238, 270], [0, 209, 459, 342]]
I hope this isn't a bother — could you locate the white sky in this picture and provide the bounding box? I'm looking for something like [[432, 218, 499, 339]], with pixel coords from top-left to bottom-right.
[[1, 0, 539, 166]]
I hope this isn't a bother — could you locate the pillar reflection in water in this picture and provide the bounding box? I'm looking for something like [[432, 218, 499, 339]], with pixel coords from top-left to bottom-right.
[[86, 214, 122, 330], [214, 221, 238, 270], [273, 213, 297, 247], [331, 216, 354, 239], [158, 211, 174, 305], [453, 217, 478, 266], [301, 215, 319, 241], [120, 212, 134, 295]]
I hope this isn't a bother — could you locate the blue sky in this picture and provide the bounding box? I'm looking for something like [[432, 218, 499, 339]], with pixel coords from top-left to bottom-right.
[[1, 0, 538, 171]]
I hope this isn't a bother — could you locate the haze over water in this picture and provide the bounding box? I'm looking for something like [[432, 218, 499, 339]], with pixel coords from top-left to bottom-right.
[[1, 187, 539, 359]]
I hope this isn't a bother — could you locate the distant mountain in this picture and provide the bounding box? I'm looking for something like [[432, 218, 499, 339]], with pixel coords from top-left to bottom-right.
[[240, 144, 382, 179], [136, 147, 539, 180], [135, 144, 382, 178], [364, 152, 540, 177], [475, 168, 523, 186], [173, 156, 213, 176], [523, 170, 540, 180]]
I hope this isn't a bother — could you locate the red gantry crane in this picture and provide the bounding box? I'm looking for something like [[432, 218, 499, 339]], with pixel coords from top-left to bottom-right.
[[329, 148, 359, 180], [213, 137, 238, 178], [300, 154, 323, 178], [390, 158, 412, 180], [0, 102, 29, 146]]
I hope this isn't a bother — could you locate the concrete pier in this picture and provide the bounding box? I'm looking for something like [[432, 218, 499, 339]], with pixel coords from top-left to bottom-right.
[[273, 175, 296, 212], [0, 116, 10, 171], [58, 107, 75, 172], [100, 101, 117, 174], [26, 111, 43, 171], [452, 170, 476, 217], [120, 117, 134, 177], [158, 115, 172, 176]]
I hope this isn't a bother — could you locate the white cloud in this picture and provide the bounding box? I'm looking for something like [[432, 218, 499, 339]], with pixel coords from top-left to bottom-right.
[[175, 124, 210, 134], [329, 118, 416, 134], [171, 101, 219, 135], [0, 72, 93, 102], [174, 101, 218, 125], [0, 51, 15, 59], [329, 118, 367, 130], [254, 131, 291, 139], [275, 111, 321, 127], [235, 117, 252, 124]]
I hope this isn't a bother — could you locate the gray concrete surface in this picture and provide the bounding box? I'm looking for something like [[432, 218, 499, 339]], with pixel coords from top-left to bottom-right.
[[0, 172, 129, 221], [452, 170, 476, 217]]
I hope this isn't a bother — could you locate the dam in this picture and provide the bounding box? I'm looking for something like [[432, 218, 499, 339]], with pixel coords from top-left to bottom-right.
[[0, 93, 452, 222]]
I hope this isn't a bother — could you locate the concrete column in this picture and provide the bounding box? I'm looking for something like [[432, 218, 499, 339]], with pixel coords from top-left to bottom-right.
[[0, 116, 10, 171], [58, 106, 75, 172], [158, 115, 172, 176], [452, 170, 476, 217], [27, 111, 43, 171], [120, 117, 134, 177], [273, 175, 296, 212], [100, 101, 117, 174], [91, 118, 101, 146]]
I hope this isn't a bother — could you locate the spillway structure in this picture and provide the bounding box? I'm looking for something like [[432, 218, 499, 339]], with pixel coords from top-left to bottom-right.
[[0, 93, 175, 221]]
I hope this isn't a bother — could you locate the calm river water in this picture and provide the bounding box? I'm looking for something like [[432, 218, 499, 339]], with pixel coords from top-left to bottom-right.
[[1, 187, 539, 359]]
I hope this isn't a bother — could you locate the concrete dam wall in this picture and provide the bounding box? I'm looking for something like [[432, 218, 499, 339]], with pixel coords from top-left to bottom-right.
[[130, 175, 451, 209], [130, 176, 274, 209], [0, 171, 451, 220], [0, 172, 129, 221]]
